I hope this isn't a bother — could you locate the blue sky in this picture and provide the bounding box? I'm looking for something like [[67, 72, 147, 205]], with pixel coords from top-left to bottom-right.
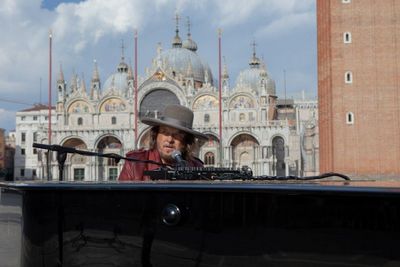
[[41, 0, 79, 10], [0, 0, 316, 132]]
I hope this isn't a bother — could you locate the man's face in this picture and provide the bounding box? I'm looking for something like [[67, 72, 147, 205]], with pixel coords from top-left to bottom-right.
[[156, 126, 186, 163]]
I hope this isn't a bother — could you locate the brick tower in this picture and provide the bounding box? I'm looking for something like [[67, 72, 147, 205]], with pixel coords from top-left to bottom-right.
[[317, 0, 400, 178]]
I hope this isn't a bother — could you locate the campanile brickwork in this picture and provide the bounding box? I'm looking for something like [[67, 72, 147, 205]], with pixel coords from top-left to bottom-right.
[[317, 0, 400, 178]]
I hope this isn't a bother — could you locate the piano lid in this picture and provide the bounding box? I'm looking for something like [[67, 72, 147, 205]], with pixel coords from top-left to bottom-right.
[[2, 180, 400, 196]]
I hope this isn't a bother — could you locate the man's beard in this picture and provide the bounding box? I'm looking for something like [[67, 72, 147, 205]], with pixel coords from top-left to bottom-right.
[[160, 153, 174, 164]]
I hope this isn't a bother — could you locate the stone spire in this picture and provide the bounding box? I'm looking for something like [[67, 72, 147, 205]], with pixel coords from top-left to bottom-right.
[[70, 71, 78, 93], [90, 60, 101, 100], [91, 59, 100, 82], [260, 57, 268, 78], [57, 63, 67, 111], [222, 56, 230, 95], [80, 73, 86, 94], [126, 63, 134, 99], [222, 57, 229, 79], [58, 64, 65, 82], [127, 64, 133, 80]]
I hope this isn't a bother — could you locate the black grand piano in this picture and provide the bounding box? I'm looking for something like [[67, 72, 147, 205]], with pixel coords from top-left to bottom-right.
[[1, 177, 400, 267]]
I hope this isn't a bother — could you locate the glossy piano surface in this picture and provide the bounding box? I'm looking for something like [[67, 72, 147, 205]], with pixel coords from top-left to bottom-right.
[[1, 179, 400, 267]]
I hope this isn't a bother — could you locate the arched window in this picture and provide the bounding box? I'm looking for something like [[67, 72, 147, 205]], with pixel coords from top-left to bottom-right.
[[140, 89, 180, 119], [77, 117, 83, 125], [343, 32, 352, 43], [272, 136, 286, 176], [346, 112, 354, 124], [111, 116, 117, 125], [345, 71, 353, 84], [204, 152, 215, 165], [204, 114, 210, 123]]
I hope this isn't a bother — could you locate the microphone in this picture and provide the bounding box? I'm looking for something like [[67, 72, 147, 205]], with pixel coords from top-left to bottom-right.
[[171, 150, 188, 167], [33, 142, 166, 166], [33, 143, 78, 154]]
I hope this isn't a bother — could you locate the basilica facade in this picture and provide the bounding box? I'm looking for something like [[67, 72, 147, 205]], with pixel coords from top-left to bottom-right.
[[17, 25, 318, 181]]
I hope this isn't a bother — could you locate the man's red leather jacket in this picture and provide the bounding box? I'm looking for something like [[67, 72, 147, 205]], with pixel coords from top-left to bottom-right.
[[118, 148, 203, 181]]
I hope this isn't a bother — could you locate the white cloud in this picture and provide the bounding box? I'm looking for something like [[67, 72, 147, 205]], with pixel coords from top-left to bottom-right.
[[52, 0, 144, 45], [0, 0, 317, 132], [0, 0, 205, 100], [256, 11, 315, 37], [212, 0, 314, 27], [213, 0, 265, 26]]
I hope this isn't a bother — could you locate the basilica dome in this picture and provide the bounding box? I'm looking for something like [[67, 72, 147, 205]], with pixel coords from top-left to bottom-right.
[[156, 25, 213, 86], [182, 38, 198, 52], [103, 60, 132, 92], [235, 53, 276, 95], [160, 47, 213, 85]]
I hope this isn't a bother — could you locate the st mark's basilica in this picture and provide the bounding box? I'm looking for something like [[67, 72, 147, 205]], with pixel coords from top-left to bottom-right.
[[14, 20, 319, 181]]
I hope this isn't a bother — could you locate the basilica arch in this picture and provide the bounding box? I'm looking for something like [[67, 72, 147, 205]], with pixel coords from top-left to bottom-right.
[[192, 94, 219, 110], [98, 97, 127, 113], [95, 135, 123, 181], [228, 93, 258, 123], [271, 135, 286, 176], [66, 99, 93, 127], [61, 138, 88, 181], [66, 99, 93, 114], [199, 133, 220, 166], [228, 94, 256, 109], [230, 133, 259, 170], [139, 88, 180, 119]]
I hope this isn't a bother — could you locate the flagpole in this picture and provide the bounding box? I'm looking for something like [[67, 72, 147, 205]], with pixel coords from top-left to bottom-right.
[[134, 29, 138, 149], [218, 28, 223, 166], [48, 30, 52, 145], [47, 29, 53, 181]]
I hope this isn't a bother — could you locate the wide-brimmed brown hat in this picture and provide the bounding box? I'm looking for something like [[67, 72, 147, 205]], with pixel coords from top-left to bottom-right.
[[141, 104, 208, 140]]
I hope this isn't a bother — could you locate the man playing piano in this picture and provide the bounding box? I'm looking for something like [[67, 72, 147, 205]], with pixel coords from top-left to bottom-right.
[[119, 104, 208, 181]]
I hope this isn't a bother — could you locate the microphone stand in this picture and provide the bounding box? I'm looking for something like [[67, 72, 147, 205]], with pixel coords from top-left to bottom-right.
[[33, 143, 166, 181], [56, 151, 67, 181]]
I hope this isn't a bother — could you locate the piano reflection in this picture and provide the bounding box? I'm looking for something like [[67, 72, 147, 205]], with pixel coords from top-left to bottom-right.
[[1, 144, 399, 267]]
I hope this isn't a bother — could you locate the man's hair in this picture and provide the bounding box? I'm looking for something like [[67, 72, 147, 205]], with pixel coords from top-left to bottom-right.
[[149, 126, 195, 160]]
